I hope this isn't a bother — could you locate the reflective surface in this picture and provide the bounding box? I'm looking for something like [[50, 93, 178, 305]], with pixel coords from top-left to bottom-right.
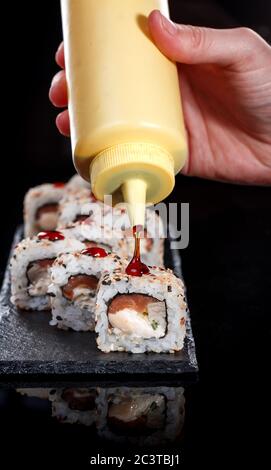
[[0, 384, 187, 466]]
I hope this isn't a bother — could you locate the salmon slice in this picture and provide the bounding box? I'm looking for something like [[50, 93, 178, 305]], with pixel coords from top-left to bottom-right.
[[108, 294, 159, 315], [61, 388, 96, 411], [62, 274, 98, 301], [27, 258, 55, 296]]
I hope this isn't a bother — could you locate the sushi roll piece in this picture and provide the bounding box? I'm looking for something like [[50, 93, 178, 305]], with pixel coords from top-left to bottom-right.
[[97, 386, 185, 446], [10, 230, 84, 311], [49, 248, 123, 331], [58, 189, 106, 226], [95, 267, 187, 353], [65, 174, 90, 191], [61, 221, 127, 258], [24, 182, 66, 237], [49, 388, 98, 426]]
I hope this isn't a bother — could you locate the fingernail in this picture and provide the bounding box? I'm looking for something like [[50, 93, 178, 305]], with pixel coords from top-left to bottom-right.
[[160, 13, 177, 36]]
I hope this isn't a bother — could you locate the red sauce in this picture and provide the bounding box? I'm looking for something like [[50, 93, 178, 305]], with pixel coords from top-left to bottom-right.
[[37, 230, 65, 241], [53, 182, 65, 188], [126, 225, 150, 277], [81, 247, 108, 258]]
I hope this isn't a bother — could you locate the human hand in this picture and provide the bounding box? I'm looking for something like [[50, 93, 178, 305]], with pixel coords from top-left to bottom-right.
[[49, 11, 271, 184]]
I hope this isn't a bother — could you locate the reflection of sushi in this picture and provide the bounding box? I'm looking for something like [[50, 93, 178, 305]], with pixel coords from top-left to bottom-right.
[[95, 267, 187, 353], [49, 249, 123, 331], [10, 231, 84, 310], [16, 388, 51, 400], [24, 183, 66, 237], [49, 388, 97, 426], [97, 387, 185, 446]]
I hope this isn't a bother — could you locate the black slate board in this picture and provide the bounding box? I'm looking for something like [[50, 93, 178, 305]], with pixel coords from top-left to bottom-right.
[[0, 227, 198, 379]]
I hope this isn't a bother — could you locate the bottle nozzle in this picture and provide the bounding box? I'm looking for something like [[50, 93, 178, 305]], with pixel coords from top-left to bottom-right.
[[121, 178, 147, 228]]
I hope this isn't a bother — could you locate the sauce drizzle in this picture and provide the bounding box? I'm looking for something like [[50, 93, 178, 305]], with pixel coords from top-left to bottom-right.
[[126, 225, 150, 277], [37, 230, 65, 241], [81, 247, 108, 258]]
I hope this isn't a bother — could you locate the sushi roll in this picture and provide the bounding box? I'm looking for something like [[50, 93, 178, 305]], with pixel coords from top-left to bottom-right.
[[10, 231, 84, 311], [95, 267, 187, 353], [24, 182, 66, 237], [58, 189, 105, 226], [49, 248, 123, 331], [49, 388, 98, 426], [97, 386, 185, 446], [62, 221, 127, 257]]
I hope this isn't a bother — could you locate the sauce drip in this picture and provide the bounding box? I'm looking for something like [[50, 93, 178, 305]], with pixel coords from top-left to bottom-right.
[[37, 230, 65, 241], [53, 182, 65, 188], [81, 247, 108, 258], [126, 225, 150, 277]]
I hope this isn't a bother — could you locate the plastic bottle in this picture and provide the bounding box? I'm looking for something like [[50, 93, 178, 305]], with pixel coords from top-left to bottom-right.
[[61, 0, 187, 226]]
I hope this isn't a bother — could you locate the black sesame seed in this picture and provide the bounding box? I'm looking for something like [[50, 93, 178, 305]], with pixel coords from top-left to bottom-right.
[[48, 292, 56, 298], [13, 255, 17, 259], [56, 316, 62, 321], [62, 264, 66, 269], [102, 280, 112, 286], [167, 285, 172, 292]]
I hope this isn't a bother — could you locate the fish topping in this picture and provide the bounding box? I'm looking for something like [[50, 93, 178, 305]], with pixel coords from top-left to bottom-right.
[[61, 388, 96, 411], [62, 274, 99, 305], [74, 214, 89, 223], [108, 394, 165, 433], [27, 258, 55, 296], [108, 294, 166, 339], [35, 203, 59, 231]]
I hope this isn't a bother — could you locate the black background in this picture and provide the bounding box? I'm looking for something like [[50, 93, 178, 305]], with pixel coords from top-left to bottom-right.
[[1, 0, 271, 467]]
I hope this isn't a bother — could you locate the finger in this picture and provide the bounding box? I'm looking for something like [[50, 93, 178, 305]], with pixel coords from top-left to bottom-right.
[[148, 10, 269, 68], [56, 110, 70, 136], [55, 42, 65, 69], [49, 70, 68, 107]]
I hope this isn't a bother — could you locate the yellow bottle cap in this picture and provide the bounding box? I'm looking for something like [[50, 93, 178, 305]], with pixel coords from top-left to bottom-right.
[[90, 142, 175, 227]]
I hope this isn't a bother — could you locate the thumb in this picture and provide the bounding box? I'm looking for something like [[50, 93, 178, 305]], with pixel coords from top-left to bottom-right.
[[148, 10, 268, 68]]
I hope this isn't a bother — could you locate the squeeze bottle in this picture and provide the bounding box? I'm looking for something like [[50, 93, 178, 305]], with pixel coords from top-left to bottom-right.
[[60, 0, 187, 226]]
